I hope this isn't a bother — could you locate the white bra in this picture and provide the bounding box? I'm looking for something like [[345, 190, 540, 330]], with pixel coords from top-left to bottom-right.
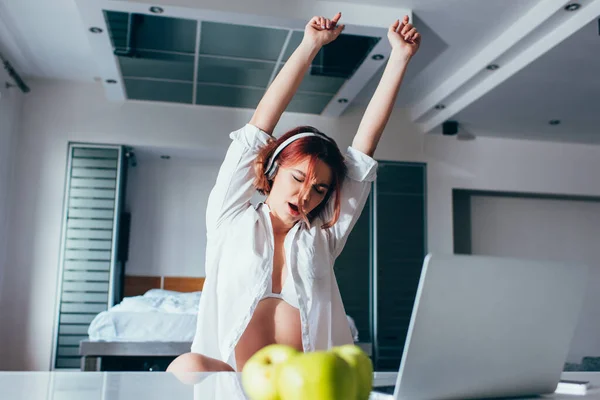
[[261, 273, 299, 309]]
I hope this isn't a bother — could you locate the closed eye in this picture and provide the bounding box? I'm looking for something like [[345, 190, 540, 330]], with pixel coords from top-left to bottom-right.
[[292, 172, 328, 194]]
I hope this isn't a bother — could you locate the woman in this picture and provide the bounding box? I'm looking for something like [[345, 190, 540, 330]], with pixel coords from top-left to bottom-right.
[[168, 12, 421, 373]]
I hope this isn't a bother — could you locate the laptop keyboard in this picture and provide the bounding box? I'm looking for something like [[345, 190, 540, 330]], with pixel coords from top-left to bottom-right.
[[371, 372, 397, 398], [369, 385, 396, 399], [373, 385, 395, 394], [369, 390, 394, 399]]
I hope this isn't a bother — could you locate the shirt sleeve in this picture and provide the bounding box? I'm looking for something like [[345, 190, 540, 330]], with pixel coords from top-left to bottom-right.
[[327, 146, 378, 258], [205, 124, 271, 234]]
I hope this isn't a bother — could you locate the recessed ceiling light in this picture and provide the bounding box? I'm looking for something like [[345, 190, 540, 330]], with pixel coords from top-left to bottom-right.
[[486, 64, 500, 71], [371, 54, 385, 61], [435, 104, 446, 110], [338, 98, 348, 104], [150, 6, 164, 14], [549, 119, 561, 125], [105, 79, 117, 84], [89, 27, 103, 34], [160, 155, 171, 160], [564, 3, 580, 11]]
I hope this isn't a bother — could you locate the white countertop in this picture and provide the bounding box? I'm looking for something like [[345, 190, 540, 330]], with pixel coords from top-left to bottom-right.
[[2, 371, 600, 400]]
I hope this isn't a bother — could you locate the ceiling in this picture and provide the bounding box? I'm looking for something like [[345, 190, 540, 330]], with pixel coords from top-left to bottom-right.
[[0, 0, 598, 144], [450, 17, 600, 144], [103, 10, 379, 113]]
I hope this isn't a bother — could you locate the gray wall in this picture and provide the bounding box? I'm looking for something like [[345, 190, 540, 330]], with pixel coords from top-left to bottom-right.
[[470, 195, 600, 364]]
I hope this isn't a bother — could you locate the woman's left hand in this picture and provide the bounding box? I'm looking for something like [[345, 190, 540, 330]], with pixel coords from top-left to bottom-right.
[[388, 15, 421, 60], [303, 12, 345, 48]]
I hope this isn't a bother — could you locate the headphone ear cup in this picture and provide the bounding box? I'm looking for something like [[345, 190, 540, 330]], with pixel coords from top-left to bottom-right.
[[267, 162, 279, 179]]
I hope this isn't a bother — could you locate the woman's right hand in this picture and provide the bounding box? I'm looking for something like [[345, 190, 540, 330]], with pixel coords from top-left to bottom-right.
[[249, 13, 344, 134], [387, 16, 421, 61], [303, 12, 345, 48]]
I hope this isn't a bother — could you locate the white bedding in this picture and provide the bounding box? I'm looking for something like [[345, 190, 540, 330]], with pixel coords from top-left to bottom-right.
[[88, 311, 198, 342], [88, 290, 200, 342], [88, 289, 360, 342]]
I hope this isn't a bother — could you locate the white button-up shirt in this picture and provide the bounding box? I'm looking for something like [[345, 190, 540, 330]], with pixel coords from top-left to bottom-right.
[[191, 124, 377, 369]]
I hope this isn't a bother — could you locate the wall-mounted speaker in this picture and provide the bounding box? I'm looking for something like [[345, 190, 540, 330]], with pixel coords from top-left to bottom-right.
[[442, 120, 459, 136]]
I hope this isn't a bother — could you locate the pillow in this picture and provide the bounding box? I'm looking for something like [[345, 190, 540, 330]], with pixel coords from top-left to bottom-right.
[[105, 289, 202, 314], [143, 288, 183, 298]]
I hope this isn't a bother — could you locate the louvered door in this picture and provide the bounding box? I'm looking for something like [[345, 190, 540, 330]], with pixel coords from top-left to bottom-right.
[[51, 144, 127, 369]]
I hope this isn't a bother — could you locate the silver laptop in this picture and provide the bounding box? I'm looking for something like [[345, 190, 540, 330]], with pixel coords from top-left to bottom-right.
[[373, 253, 589, 400]]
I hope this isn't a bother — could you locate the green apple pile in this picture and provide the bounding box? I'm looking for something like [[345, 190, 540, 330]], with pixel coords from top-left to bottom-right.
[[241, 344, 373, 400]]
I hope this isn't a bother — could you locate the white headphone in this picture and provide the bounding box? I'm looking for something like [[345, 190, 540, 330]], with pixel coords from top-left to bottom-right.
[[264, 132, 332, 179]]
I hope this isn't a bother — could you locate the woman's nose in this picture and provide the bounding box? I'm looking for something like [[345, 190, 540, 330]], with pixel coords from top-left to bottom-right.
[[300, 190, 311, 204]]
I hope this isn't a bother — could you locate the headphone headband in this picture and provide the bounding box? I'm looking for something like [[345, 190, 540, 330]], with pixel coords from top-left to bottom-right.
[[264, 132, 331, 178]]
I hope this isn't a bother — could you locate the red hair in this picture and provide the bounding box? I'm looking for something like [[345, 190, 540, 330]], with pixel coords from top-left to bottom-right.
[[254, 126, 347, 229]]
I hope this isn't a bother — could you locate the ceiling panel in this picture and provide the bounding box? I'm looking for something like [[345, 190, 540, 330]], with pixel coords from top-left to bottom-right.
[[102, 11, 381, 113], [200, 21, 288, 61], [283, 31, 380, 79], [274, 64, 346, 94], [104, 11, 129, 49], [196, 84, 265, 109], [119, 51, 194, 81], [125, 79, 193, 104], [105, 11, 197, 54], [287, 92, 334, 114], [197, 56, 275, 88]]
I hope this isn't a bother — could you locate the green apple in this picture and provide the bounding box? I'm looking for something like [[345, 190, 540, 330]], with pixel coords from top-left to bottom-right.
[[276, 351, 357, 400], [331, 344, 374, 400], [242, 344, 300, 400]]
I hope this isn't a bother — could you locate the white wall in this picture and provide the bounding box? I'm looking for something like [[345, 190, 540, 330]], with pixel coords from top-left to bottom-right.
[[125, 156, 220, 277], [470, 196, 600, 364], [423, 135, 600, 254], [3, 79, 600, 370]]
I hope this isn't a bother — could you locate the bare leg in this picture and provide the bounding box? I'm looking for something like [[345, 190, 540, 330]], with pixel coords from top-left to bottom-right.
[[167, 353, 234, 378]]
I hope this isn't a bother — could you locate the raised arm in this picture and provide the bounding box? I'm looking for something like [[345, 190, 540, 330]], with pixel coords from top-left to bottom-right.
[[205, 15, 346, 234], [249, 13, 345, 135], [325, 17, 421, 256], [352, 16, 421, 157]]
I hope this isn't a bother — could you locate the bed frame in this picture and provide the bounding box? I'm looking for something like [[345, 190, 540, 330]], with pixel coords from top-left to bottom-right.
[[80, 275, 204, 372], [123, 275, 205, 296]]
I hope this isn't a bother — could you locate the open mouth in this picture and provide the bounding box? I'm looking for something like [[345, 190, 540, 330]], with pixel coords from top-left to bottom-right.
[[288, 202, 300, 216]]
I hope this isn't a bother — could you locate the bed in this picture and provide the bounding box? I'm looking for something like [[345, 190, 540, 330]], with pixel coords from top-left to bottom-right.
[[79, 275, 369, 371], [79, 275, 204, 371]]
